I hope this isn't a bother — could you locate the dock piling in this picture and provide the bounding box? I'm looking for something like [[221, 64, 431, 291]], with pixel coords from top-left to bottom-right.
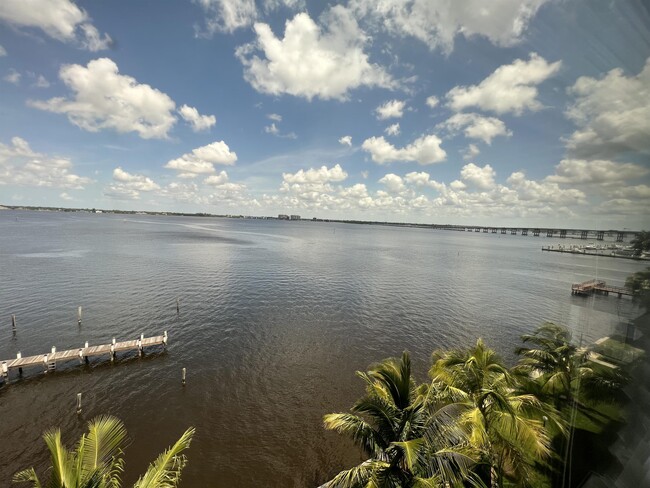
[[77, 306, 82, 325], [11, 314, 16, 330], [182, 367, 186, 385], [176, 298, 180, 314], [76, 393, 82, 414]]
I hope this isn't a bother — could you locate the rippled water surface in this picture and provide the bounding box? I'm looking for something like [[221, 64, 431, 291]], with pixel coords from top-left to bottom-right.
[[0, 211, 644, 486]]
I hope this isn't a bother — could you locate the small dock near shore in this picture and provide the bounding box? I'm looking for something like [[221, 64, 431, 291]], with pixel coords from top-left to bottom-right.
[[1, 331, 167, 382], [571, 280, 632, 298]]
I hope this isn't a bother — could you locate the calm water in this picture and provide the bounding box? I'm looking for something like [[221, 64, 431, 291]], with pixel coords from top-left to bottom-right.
[[0, 211, 644, 487]]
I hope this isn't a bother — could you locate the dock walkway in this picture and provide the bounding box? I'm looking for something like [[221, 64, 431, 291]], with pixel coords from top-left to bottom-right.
[[571, 280, 632, 297], [1, 332, 167, 380]]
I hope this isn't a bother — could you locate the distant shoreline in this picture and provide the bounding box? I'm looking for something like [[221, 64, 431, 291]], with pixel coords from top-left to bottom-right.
[[2, 205, 642, 237]]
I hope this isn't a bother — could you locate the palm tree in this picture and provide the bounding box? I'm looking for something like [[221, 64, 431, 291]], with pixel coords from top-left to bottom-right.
[[323, 351, 475, 488], [514, 322, 627, 412], [13, 415, 194, 488], [430, 339, 555, 488], [514, 322, 628, 486]]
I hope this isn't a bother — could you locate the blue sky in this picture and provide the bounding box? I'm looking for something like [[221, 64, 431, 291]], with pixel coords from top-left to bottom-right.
[[1, 0, 649, 228]]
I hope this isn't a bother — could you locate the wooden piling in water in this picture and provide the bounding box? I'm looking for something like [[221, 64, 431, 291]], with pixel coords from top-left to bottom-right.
[[182, 367, 186, 385], [11, 314, 16, 330], [77, 306, 82, 325], [176, 298, 180, 314], [76, 393, 82, 414]]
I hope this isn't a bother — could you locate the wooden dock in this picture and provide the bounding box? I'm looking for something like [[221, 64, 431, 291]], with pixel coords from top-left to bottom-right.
[[1, 331, 167, 381], [571, 280, 632, 297]]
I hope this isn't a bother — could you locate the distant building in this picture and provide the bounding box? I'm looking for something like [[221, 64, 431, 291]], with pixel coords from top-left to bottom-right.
[[290, 215, 301, 220], [278, 214, 290, 220]]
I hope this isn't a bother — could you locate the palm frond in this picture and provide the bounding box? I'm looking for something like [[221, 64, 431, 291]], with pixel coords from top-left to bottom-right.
[[80, 415, 127, 484], [43, 428, 76, 488], [132, 427, 195, 488], [11, 468, 42, 487], [391, 438, 425, 471], [326, 460, 389, 488], [324, 413, 388, 455]]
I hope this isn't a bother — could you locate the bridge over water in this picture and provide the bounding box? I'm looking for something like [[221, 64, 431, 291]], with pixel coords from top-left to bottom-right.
[[439, 226, 638, 242]]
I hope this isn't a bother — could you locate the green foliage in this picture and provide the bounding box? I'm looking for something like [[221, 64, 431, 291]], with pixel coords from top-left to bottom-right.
[[13, 416, 194, 488], [323, 352, 476, 488], [514, 322, 628, 413], [324, 327, 628, 488], [630, 231, 650, 255], [625, 267, 650, 309], [431, 339, 557, 488]]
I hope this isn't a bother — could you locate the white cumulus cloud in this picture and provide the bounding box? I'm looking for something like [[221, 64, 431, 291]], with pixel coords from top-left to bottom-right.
[[362, 134, 446, 165], [236, 6, 394, 101], [375, 99, 405, 120], [379, 173, 406, 193], [112, 167, 160, 191], [204, 170, 230, 186], [196, 0, 257, 34], [426, 95, 439, 108], [565, 58, 650, 158], [438, 113, 512, 144], [0, 136, 91, 189], [446, 53, 561, 115], [462, 143, 480, 160], [460, 163, 496, 190], [339, 135, 352, 146], [264, 122, 297, 139], [283, 164, 348, 184], [165, 141, 238, 178], [385, 123, 401, 136], [545, 159, 649, 185], [29, 58, 177, 139], [178, 104, 216, 132], [196, 0, 304, 35], [507, 171, 585, 205], [106, 167, 159, 200], [0, 0, 111, 51], [350, 0, 551, 52]]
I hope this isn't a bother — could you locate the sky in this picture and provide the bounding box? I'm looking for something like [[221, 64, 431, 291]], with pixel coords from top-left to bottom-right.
[[0, 0, 649, 228]]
